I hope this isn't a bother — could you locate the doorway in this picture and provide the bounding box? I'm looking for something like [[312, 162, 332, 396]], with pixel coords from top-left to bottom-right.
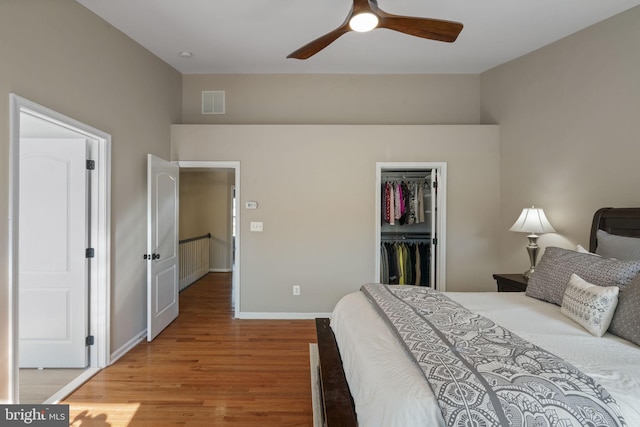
[[375, 162, 447, 290], [178, 161, 240, 318], [9, 95, 111, 403]]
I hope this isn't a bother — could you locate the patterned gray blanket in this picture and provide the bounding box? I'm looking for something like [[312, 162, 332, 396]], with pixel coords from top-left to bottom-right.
[[361, 284, 626, 427]]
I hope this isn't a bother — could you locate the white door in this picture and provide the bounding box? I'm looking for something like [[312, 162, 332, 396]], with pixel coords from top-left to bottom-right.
[[147, 154, 179, 341], [429, 170, 438, 289], [19, 138, 89, 368]]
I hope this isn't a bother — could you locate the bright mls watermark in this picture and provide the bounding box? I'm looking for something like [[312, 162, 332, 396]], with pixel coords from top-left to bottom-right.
[[0, 405, 68, 426]]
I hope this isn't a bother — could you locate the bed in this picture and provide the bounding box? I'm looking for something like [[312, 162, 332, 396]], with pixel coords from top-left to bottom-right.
[[315, 207, 640, 426]]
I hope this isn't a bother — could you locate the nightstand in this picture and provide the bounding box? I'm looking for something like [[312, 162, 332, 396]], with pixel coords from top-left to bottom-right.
[[493, 274, 528, 292]]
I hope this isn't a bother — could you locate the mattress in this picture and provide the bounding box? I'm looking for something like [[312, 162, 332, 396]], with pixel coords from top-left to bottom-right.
[[330, 290, 640, 427]]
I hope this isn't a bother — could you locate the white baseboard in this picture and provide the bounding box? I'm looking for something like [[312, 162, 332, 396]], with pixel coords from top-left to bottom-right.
[[110, 329, 147, 364], [45, 368, 101, 404], [209, 268, 232, 272], [237, 312, 332, 320]]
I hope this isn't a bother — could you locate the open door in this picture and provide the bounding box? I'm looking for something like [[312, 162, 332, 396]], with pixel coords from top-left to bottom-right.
[[429, 170, 438, 289], [147, 154, 179, 341]]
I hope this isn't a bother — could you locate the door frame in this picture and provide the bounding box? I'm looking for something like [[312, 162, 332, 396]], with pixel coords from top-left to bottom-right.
[[178, 161, 241, 318], [375, 161, 447, 290], [9, 94, 111, 402]]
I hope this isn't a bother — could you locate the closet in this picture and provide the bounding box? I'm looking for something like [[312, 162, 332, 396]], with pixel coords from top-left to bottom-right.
[[376, 163, 445, 290]]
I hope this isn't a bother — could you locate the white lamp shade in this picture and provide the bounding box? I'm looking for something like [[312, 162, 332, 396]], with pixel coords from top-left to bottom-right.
[[509, 206, 556, 234]]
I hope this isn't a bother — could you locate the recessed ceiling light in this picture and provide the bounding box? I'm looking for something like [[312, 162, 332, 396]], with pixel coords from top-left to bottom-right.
[[179, 51, 193, 58]]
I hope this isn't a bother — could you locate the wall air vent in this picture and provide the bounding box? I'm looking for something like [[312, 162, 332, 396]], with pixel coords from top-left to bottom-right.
[[202, 91, 225, 115]]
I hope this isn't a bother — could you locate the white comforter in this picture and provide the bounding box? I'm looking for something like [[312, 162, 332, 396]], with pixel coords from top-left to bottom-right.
[[330, 290, 640, 427]]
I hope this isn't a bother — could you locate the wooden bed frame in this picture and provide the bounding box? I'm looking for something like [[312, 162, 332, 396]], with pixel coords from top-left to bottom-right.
[[589, 207, 640, 251], [315, 207, 640, 427]]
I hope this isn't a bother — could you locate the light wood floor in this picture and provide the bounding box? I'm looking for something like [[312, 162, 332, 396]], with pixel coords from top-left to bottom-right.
[[63, 272, 318, 426]]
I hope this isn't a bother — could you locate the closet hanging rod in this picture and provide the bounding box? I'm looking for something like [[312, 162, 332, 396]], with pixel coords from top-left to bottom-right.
[[383, 169, 431, 173], [381, 233, 430, 239], [380, 231, 431, 237], [381, 237, 430, 242], [382, 171, 430, 180], [382, 176, 429, 181]]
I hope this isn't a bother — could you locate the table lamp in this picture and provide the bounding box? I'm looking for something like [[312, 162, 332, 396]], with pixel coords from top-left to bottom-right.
[[509, 206, 556, 279]]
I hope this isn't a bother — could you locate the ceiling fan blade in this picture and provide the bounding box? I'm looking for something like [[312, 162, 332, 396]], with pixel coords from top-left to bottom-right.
[[287, 3, 361, 62], [287, 25, 351, 59], [377, 13, 463, 43]]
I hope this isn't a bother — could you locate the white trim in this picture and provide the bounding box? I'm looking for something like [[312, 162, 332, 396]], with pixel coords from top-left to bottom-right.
[[8, 95, 19, 403], [237, 312, 332, 320], [375, 162, 447, 291], [178, 161, 241, 318], [9, 94, 111, 403], [434, 165, 447, 290], [209, 268, 233, 273], [43, 368, 101, 404], [230, 185, 235, 272]]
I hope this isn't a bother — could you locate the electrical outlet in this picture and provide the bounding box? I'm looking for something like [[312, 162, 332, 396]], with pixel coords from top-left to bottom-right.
[[292, 285, 301, 296]]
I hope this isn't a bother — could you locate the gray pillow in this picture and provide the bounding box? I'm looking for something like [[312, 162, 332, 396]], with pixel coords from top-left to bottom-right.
[[595, 229, 640, 260], [608, 274, 640, 345], [526, 246, 640, 305]]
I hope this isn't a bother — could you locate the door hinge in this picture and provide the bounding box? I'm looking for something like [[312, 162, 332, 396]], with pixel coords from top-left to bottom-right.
[[86, 159, 96, 170], [86, 335, 95, 346], [433, 180, 438, 189], [86, 248, 95, 258], [432, 237, 438, 245]]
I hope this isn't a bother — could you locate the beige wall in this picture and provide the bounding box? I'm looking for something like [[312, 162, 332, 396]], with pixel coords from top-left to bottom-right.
[[182, 74, 481, 125], [480, 5, 640, 273], [0, 0, 182, 401], [180, 171, 235, 271], [172, 124, 501, 314]]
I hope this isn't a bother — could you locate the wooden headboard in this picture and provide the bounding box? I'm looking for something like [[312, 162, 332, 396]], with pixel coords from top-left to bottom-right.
[[589, 207, 640, 252]]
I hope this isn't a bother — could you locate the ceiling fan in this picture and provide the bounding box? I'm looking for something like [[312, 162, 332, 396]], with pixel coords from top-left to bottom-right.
[[287, 0, 463, 60]]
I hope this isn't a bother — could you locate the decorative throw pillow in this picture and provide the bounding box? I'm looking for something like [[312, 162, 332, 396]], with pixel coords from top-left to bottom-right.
[[561, 274, 619, 337], [595, 229, 640, 260], [526, 246, 640, 305], [608, 273, 640, 345]]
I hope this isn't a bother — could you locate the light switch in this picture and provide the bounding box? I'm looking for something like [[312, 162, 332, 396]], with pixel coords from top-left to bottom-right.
[[250, 221, 263, 232], [245, 201, 258, 209]]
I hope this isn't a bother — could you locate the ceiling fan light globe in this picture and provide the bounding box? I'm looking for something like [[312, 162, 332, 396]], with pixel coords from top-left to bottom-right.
[[349, 13, 378, 32]]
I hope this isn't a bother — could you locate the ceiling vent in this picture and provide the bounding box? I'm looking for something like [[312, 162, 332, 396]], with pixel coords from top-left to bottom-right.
[[202, 91, 225, 115]]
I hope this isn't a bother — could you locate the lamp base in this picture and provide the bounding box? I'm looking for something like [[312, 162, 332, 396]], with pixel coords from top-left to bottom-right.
[[523, 233, 540, 280], [523, 267, 535, 279]]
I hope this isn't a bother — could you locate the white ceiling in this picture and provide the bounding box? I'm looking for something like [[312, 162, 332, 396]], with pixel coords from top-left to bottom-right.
[[77, 0, 640, 74]]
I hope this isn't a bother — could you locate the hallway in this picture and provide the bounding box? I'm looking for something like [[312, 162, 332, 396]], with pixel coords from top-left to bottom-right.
[[63, 273, 317, 426]]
